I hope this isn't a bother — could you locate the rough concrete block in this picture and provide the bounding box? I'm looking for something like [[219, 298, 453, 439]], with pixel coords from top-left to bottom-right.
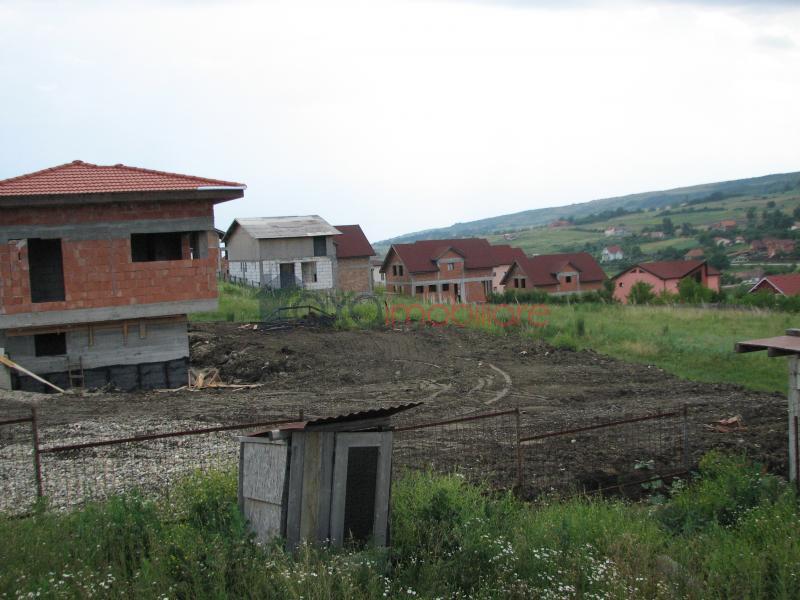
[[109, 364, 139, 392], [139, 362, 167, 390]]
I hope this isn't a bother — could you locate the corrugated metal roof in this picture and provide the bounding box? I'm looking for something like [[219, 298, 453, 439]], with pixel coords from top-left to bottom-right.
[[227, 215, 341, 240], [302, 402, 423, 429], [244, 403, 424, 437]]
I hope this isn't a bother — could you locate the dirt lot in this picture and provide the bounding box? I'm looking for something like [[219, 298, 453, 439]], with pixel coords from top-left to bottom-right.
[[0, 322, 789, 509]]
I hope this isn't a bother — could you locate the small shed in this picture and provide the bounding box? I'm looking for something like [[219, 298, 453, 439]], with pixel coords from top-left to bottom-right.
[[735, 329, 800, 484], [238, 403, 421, 549]]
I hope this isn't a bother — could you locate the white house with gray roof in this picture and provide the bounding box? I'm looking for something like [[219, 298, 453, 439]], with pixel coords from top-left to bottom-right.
[[223, 215, 341, 289]]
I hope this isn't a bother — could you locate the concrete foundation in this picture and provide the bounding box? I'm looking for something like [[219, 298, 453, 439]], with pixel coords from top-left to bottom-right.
[[0, 318, 190, 392], [12, 357, 189, 393]]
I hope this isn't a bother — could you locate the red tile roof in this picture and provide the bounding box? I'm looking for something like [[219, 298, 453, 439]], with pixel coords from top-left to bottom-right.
[[333, 224, 376, 258], [386, 238, 497, 273], [755, 274, 800, 296], [0, 160, 245, 197], [631, 260, 706, 280], [489, 244, 526, 265], [605, 245, 622, 253], [508, 252, 606, 286]]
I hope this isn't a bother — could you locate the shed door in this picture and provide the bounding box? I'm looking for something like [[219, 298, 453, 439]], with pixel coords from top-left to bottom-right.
[[330, 432, 392, 547]]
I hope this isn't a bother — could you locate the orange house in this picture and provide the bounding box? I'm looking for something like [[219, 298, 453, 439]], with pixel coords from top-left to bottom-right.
[[613, 260, 720, 303]]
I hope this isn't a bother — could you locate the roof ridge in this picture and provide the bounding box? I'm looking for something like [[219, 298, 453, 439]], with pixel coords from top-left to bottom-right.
[[0, 160, 87, 187], [82, 161, 245, 187]]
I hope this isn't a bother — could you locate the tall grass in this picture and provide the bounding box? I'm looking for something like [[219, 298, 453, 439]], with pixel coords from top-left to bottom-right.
[[2, 455, 798, 599]]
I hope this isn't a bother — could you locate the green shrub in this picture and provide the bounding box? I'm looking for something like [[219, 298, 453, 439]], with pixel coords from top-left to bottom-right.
[[658, 452, 787, 534]]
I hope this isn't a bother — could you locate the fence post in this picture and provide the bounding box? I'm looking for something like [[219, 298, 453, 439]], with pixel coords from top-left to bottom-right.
[[681, 403, 690, 471], [514, 408, 523, 496], [30, 407, 43, 498]]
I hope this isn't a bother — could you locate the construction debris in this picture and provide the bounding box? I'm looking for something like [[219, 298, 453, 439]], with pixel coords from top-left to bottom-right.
[[155, 368, 265, 392], [704, 415, 746, 433]]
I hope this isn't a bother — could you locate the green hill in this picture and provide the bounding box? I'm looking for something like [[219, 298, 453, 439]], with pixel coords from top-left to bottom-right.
[[375, 171, 800, 256]]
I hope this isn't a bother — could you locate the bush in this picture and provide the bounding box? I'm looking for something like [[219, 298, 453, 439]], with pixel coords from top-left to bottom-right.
[[658, 452, 787, 534]]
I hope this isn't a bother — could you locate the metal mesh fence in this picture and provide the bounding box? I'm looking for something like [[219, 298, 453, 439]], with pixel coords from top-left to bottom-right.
[[0, 415, 38, 515], [519, 408, 689, 498], [392, 409, 521, 493]]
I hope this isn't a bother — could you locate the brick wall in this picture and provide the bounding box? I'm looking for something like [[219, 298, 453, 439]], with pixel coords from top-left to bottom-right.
[[0, 201, 219, 316], [337, 257, 372, 293]]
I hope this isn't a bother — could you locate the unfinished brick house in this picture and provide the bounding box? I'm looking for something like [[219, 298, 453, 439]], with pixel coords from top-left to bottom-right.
[[0, 160, 244, 391], [501, 252, 606, 295], [613, 260, 720, 303], [333, 224, 376, 293], [381, 238, 500, 303], [489, 245, 526, 293]]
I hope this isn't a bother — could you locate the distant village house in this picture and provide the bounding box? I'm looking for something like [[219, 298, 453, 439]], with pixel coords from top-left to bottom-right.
[[684, 248, 705, 261], [501, 252, 606, 295], [710, 219, 737, 232], [604, 225, 630, 237], [601, 245, 624, 263], [613, 260, 720, 304], [749, 274, 800, 297], [381, 238, 513, 303]]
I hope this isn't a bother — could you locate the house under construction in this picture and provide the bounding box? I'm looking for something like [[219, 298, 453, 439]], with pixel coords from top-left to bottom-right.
[[0, 160, 244, 391]]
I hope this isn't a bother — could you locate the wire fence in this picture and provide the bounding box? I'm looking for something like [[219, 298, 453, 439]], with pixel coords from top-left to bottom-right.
[[393, 409, 522, 494], [519, 407, 689, 498], [1, 405, 690, 515], [0, 412, 41, 514]]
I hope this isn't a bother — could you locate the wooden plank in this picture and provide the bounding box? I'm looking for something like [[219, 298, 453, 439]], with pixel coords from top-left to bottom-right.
[[316, 432, 335, 542], [373, 432, 393, 547], [285, 432, 305, 551], [0, 355, 65, 393]]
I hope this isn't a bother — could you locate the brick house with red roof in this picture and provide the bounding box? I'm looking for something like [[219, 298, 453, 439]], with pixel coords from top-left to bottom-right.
[[333, 224, 376, 293], [381, 238, 500, 303], [613, 260, 720, 303], [500, 252, 606, 295], [0, 160, 244, 391], [749, 274, 800, 297]]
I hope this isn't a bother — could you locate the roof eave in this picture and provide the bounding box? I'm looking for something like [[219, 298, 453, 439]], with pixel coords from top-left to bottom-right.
[[0, 188, 244, 208]]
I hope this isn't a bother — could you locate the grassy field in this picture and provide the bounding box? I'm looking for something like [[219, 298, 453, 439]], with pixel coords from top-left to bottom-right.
[[2, 454, 798, 599], [535, 304, 792, 393]]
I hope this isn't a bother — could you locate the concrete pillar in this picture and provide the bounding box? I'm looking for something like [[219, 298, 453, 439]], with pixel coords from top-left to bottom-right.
[[0, 348, 11, 391], [789, 356, 799, 484], [294, 262, 302, 287]]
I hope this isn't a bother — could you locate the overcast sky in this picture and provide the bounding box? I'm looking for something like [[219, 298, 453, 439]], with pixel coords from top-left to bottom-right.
[[1, 0, 798, 241]]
